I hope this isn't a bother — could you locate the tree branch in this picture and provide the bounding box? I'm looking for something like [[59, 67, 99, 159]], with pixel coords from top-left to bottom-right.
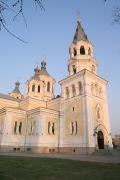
[[0, 0, 45, 42]]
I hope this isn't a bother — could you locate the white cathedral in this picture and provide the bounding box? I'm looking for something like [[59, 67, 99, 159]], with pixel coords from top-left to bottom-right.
[[0, 19, 113, 154]]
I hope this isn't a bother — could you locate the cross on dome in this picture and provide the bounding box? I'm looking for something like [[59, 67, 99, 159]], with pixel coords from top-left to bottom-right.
[[41, 60, 46, 69]]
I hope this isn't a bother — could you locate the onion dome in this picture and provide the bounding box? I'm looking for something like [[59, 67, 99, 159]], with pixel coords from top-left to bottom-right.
[[39, 60, 50, 76], [10, 80, 22, 99]]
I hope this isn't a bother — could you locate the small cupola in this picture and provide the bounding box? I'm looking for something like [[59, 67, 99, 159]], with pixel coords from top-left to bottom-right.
[[34, 66, 40, 76], [10, 80, 22, 99], [40, 60, 50, 76]]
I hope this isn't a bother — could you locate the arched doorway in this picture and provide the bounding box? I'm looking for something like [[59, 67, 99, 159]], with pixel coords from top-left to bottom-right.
[[97, 131, 104, 149]]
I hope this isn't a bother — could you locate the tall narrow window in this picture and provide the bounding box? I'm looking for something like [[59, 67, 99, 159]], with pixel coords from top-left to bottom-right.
[[19, 122, 22, 134], [95, 84, 98, 96], [48, 122, 51, 134], [78, 82, 83, 94], [97, 107, 101, 119], [92, 65, 95, 73], [47, 82, 50, 92], [30, 122, 33, 134], [88, 48, 91, 55], [73, 65, 76, 74], [52, 85, 54, 93], [72, 84, 76, 97], [48, 122, 55, 135], [66, 87, 69, 99], [38, 85, 40, 93], [28, 86, 30, 93], [75, 121, 77, 135], [33, 121, 36, 134], [71, 122, 74, 135], [71, 121, 77, 135], [96, 104, 102, 121], [99, 87, 102, 97], [14, 121, 17, 134], [52, 122, 55, 135], [80, 46, 85, 55], [73, 48, 77, 56], [32, 84, 35, 92]]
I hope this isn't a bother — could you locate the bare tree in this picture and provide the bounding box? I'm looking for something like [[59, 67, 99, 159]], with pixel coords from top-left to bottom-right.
[[104, 0, 120, 24], [112, 7, 120, 24], [0, 0, 44, 42], [0, 1, 120, 42]]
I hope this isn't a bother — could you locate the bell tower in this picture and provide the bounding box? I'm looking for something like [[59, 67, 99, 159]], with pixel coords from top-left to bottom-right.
[[59, 18, 113, 153], [68, 19, 97, 76]]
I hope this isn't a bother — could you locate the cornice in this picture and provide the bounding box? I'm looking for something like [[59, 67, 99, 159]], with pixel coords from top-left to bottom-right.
[[27, 107, 59, 116], [59, 69, 107, 85]]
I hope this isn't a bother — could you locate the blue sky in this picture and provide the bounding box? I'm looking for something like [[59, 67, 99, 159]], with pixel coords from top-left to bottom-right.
[[0, 0, 120, 135]]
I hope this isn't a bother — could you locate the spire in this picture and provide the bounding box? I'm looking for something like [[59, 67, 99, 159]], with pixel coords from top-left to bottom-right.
[[73, 19, 89, 43]]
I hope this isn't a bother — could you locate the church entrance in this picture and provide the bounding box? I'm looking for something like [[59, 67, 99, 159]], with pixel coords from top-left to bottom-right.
[[97, 131, 104, 149]]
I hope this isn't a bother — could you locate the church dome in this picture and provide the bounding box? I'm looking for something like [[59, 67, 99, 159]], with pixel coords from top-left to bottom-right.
[[26, 61, 55, 101], [10, 80, 22, 99]]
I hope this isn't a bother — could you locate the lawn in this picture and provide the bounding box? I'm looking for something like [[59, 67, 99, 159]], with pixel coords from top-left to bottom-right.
[[0, 156, 120, 180]]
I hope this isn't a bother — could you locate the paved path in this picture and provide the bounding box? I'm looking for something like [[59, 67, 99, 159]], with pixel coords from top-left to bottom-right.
[[0, 152, 120, 163]]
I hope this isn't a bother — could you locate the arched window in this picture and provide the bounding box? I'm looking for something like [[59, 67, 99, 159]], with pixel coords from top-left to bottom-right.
[[32, 84, 35, 92], [66, 87, 69, 99], [19, 122, 22, 134], [95, 84, 98, 96], [92, 65, 95, 73], [96, 104, 101, 120], [48, 122, 55, 135], [47, 82, 50, 92], [71, 121, 77, 135], [48, 122, 51, 134], [80, 46, 85, 55], [14, 121, 17, 134], [73, 48, 77, 56], [78, 82, 83, 94], [52, 122, 55, 135], [97, 108, 101, 119], [38, 85, 40, 93], [28, 86, 30, 93], [72, 84, 76, 97], [88, 48, 91, 55], [99, 87, 103, 97], [73, 65, 76, 74]]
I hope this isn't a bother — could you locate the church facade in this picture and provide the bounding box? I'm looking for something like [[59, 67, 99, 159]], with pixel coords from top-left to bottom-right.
[[0, 20, 113, 154]]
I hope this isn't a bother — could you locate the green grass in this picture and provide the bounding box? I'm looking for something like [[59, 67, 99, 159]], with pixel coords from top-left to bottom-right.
[[0, 156, 120, 180]]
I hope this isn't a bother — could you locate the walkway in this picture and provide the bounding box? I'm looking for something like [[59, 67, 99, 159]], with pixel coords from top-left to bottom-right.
[[0, 152, 120, 163]]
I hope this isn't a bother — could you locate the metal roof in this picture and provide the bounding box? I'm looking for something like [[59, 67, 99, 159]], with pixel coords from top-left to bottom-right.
[[73, 21, 89, 43], [0, 93, 21, 102]]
